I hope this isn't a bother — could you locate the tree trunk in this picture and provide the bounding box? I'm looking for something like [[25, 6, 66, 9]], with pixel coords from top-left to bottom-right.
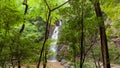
[[73, 46, 76, 68], [18, 60, 21, 68], [80, 0, 84, 68], [93, 1, 110, 68]]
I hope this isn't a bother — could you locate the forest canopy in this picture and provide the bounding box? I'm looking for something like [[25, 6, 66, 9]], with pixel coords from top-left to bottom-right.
[[0, 0, 120, 68]]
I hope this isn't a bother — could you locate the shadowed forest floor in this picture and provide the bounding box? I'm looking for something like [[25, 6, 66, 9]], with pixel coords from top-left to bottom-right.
[[7, 61, 120, 68], [13, 62, 64, 68]]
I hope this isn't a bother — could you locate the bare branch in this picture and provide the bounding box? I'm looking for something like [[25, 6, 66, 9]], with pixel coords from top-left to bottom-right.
[[44, 0, 51, 11], [51, 0, 69, 11]]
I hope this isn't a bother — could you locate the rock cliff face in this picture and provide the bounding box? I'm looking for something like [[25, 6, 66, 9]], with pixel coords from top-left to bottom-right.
[[57, 44, 69, 61], [104, 15, 120, 48], [49, 20, 70, 62], [112, 37, 120, 48], [49, 25, 55, 38], [49, 20, 62, 38]]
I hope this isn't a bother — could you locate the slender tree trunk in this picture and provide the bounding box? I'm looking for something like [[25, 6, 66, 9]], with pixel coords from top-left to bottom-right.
[[37, 10, 51, 68], [93, 1, 110, 68], [18, 60, 21, 68], [37, 1, 69, 68], [20, 0, 28, 33], [43, 47, 48, 68], [80, 0, 84, 68], [73, 46, 76, 68]]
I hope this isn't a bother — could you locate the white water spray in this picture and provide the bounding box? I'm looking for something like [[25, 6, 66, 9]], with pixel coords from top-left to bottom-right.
[[47, 20, 62, 62]]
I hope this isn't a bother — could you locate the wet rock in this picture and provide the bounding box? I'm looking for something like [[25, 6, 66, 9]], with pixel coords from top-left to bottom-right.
[[57, 45, 69, 60], [61, 59, 67, 65], [64, 63, 69, 68], [49, 25, 55, 37], [55, 20, 61, 26], [70, 66, 75, 68]]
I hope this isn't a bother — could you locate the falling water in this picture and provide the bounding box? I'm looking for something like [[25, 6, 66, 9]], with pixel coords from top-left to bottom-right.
[[47, 20, 61, 62]]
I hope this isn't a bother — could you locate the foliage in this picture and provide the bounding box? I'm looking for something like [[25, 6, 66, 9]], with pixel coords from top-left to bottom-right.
[[0, 1, 23, 32], [0, 0, 120, 68], [101, 0, 120, 21], [59, 0, 98, 61], [0, 0, 46, 66], [93, 44, 120, 65]]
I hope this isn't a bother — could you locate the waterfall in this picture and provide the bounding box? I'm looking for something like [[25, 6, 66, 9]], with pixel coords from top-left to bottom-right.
[[47, 20, 61, 62]]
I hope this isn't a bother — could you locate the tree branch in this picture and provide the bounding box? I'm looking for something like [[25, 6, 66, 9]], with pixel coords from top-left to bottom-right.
[[37, 9, 51, 68], [44, 0, 51, 11], [51, 0, 69, 11], [19, 0, 28, 33], [37, 1, 69, 68]]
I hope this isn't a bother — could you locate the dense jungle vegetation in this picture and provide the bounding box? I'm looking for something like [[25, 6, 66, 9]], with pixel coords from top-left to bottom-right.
[[0, 0, 120, 68]]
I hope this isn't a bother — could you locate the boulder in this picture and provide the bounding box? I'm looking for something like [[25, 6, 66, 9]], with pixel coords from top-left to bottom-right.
[[64, 63, 69, 68], [70, 66, 75, 68], [61, 59, 67, 65]]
